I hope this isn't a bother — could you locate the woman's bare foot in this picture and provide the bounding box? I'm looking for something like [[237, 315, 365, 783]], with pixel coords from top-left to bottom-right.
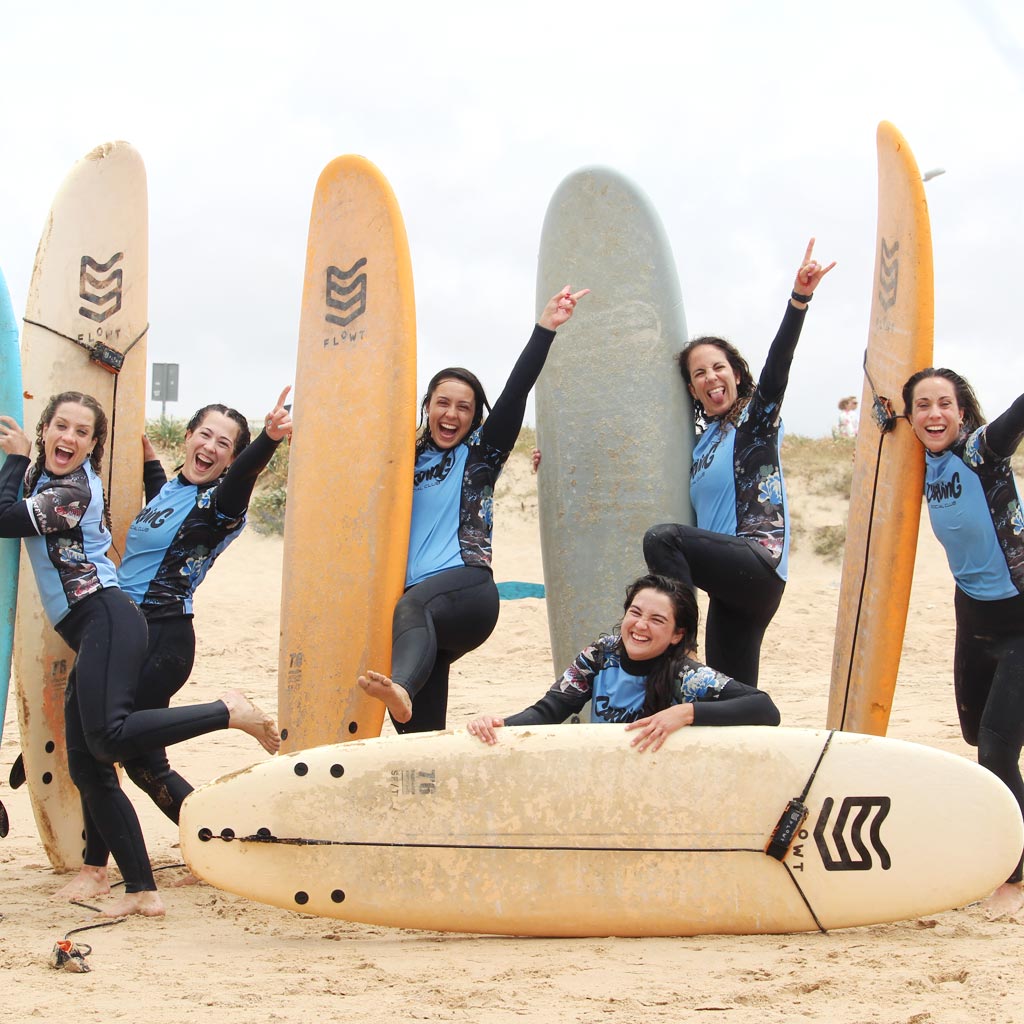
[[54, 865, 110, 901], [96, 889, 166, 919], [221, 690, 281, 754], [358, 671, 412, 723], [984, 881, 1024, 921]]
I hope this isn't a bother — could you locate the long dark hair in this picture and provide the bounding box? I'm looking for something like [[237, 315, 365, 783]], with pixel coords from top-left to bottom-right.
[[902, 367, 985, 434], [415, 368, 491, 456], [677, 336, 756, 431], [29, 391, 111, 530], [615, 573, 698, 716]]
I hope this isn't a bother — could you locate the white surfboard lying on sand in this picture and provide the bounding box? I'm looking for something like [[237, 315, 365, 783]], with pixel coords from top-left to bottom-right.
[[179, 725, 1023, 936]]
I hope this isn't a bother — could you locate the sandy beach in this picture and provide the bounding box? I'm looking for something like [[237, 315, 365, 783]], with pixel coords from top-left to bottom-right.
[[2, 447, 1022, 1024]]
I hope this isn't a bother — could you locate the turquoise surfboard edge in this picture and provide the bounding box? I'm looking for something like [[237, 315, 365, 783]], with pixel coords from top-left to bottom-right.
[[0, 266, 23, 754]]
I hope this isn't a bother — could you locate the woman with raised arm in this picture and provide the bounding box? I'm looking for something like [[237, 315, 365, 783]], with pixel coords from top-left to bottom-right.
[[359, 286, 588, 733], [0, 392, 280, 918], [902, 367, 1024, 917], [644, 239, 835, 686]]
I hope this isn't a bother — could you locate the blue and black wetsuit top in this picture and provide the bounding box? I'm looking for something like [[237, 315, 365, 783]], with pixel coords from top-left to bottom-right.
[[923, 394, 1024, 601], [406, 324, 555, 588], [0, 455, 117, 626], [503, 634, 779, 727], [689, 303, 806, 581], [117, 430, 282, 618]]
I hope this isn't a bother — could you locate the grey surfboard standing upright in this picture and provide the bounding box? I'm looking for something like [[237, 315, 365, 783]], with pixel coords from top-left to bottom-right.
[[535, 167, 694, 692]]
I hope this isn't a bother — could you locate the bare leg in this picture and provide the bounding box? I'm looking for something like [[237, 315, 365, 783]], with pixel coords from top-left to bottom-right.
[[984, 882, 1024, 921], [96, 889, 166, 919], [358, 670, 412, 723], [220, 690, 280, 754], [54, 865, 111, 901]]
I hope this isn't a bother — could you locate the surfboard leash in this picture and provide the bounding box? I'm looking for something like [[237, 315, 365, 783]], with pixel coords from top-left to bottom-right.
[[22, 318, 149, 376], [763, 731, 837, 933], [49, 915, 126, 973], [838, 354, 899, 727]]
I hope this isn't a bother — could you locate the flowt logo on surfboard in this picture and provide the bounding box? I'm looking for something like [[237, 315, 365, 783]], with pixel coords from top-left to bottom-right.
[[325, 258, 367, 328], [78, 253, 124, 323]]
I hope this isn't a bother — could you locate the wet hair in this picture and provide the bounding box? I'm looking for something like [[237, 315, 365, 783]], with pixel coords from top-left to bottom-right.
[[677, 336, 756, 430], [615, 573, 699, 717], [186, 404, 251, 457], [902, 368, 985, 434], [29, 391, 111, 530], [415, 367, 491, 455]]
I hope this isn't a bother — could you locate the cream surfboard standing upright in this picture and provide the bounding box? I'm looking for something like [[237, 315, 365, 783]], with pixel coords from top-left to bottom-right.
[[278, 155, 416, 753], [14, 141, 148, 870], [828, 122, 934, 735], [535, 167, 693, 690], [179, 725, 1023, 936]]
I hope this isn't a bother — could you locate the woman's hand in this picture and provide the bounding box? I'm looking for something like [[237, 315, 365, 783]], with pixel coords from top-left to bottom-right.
[[264, 386, 293, 442], [141, 434, 158, 462], [791, 237, 836, 306], [467, 714, 505, 745], [0, 416, 31, 458], [538, 286, 590, 331], [624, 703, 695, 753]]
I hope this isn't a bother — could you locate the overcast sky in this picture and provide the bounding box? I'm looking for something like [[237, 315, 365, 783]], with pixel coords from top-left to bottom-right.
[[2, 1, 1023, 437]]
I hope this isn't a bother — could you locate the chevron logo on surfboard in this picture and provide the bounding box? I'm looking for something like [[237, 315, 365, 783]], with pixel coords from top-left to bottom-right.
[[813, 795, 892, 871], [78, 253, 124, 323], [325, 258, 367, 327], [878, 238, 899, 311]]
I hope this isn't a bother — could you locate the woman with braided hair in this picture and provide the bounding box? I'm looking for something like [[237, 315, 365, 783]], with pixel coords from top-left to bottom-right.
[[0, 391, 279, 919]]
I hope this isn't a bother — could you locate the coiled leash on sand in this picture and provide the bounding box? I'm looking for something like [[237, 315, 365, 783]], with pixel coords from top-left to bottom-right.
[[50, 918, 125, 973]]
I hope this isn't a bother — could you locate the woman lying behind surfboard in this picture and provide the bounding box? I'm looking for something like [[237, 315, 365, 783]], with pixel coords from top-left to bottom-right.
[[0, 392, 279, 919], [56, 388, 292, 905], [644, 239, 835, 688], [902, 368, 1024, 918], [467, 573, 779, 751], [359, 286, 589, 734]]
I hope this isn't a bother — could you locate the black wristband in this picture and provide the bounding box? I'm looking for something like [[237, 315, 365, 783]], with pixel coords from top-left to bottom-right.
[[791, 290, 812, 304]]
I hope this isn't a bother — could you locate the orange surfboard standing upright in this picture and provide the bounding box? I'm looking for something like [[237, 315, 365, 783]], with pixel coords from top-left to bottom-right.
[[828, 122, 934, 735], [278, 156, 416, 753]]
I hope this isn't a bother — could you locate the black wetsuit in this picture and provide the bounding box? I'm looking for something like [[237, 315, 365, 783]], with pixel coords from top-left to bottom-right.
[[80, 432, 281, 870], [392, 324, 556, 733], [922, 395, 1024, 882], [645, 302, 806, 686]]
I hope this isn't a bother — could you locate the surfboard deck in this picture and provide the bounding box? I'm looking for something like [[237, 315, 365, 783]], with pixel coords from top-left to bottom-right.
[[828, 122, 934, 735], [14, 141, 148, 870], [278, 155, 415, 752], [0, 268, 21, 759], [180, 724, 1022, 936], [535, 167, 693, 688]]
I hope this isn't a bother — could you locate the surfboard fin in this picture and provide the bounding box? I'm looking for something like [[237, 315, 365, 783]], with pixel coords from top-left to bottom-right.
[[9, 752, 25, 789], [0, 797, 8, 838]]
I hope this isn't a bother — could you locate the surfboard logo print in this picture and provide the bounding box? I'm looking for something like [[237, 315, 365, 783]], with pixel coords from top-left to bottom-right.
[[813, 796, 892, 871], [325, 259, 367, 327], [878, 238, 899, 312], [78, 254, 124, 323]]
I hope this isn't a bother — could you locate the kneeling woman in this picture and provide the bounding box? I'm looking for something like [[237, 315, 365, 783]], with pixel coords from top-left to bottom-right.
[[903, 368, 1024, 915], [0, 393, 279, 918], [359, 286, 588, 733], [468, 573, 780, 751]]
